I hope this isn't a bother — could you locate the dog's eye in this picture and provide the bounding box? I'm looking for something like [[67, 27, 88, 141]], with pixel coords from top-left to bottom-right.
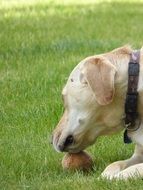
[[78, 118, 84, 124], [80, 73, 87, 85]]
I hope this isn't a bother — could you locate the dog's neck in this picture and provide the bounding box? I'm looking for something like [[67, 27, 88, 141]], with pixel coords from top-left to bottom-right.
[[104, 47, 143, 94], [100, 47, 143, 145]]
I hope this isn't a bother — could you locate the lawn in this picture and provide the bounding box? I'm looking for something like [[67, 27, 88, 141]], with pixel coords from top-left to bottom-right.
[[1, 0, 143, 189]]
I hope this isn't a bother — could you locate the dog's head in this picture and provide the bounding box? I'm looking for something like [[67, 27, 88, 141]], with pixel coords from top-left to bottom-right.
[[52, 55, 117, 153]]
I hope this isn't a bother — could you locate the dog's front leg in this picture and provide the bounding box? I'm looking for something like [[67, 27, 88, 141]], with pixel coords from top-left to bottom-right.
[[101, 144, 143, 179], [101, 160, 127, 179], [110, 163, 143, 180]]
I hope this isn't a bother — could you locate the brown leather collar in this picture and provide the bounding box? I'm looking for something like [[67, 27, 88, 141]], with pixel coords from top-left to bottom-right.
[[123, 50, 141, 143]]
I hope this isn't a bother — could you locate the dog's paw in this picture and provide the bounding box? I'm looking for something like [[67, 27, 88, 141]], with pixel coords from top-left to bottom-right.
[[101, 161, 126, 179], [100, 172, 114, 180]]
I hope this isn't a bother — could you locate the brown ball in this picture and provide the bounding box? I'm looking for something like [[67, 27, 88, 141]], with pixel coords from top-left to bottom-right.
[[62, 151, 93, 172]]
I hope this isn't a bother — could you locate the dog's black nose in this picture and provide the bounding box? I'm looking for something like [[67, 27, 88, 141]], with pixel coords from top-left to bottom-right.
[[64, 135, 74, 147], [58, 135, 74, 152]]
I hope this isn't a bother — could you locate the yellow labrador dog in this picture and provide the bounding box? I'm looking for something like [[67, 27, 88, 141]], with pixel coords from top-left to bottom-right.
[[52, 46, 143, 180]]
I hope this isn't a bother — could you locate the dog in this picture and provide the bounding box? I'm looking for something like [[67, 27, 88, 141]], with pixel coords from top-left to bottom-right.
[[52, 46, 143, 180]]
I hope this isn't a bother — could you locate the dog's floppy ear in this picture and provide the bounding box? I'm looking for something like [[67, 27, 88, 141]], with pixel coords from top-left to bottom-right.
[[84, 56, 116, 105]]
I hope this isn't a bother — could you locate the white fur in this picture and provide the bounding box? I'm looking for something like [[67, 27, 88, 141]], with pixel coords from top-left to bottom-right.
[[53, 46, 143, 180]]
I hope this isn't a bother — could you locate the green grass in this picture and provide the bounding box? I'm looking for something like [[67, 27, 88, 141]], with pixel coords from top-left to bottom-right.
[[1, 0, 143, 189]]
